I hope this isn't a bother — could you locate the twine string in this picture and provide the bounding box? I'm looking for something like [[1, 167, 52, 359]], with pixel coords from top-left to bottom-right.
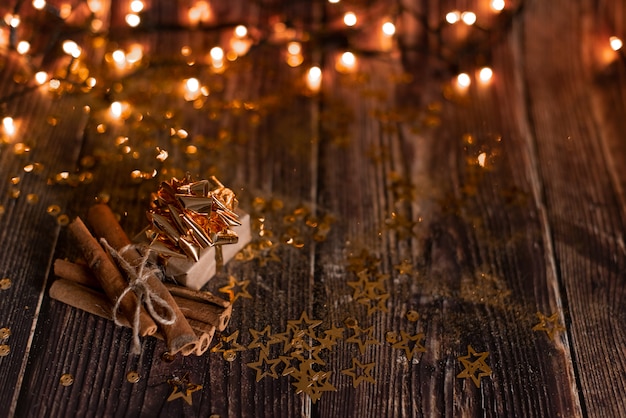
[[100, 238, 176, 354]]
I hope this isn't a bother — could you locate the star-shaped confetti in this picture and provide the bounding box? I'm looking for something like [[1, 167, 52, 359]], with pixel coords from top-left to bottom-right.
[[385, 212, 418, 240], [347, 270, 388, 300], [457, 345, 492, 388], [247, 325, 281, 354], [346, 249, 381, 274], [246, 350, 282, 382], [290, 360, 336, 403], [345, 325, 380, 354], [391, 331, 426, 360], [388, 171, 417, 202], [276, 311, 322, 353], [341, 358, 376, 387], [166, 373, 203, 406], [218, 275, 252, 303], [211, 330, 246, 361], [357, 291, 390, 315], [394, 259, 414, 276], [286, 311, 323, 336], [316, 325, 344, 350], [532, 311, 565, 341]]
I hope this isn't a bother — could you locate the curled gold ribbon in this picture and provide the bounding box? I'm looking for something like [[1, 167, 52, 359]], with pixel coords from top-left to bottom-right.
[[146, 175, 240, 262]]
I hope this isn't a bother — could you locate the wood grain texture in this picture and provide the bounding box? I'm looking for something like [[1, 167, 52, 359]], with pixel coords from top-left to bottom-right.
[[0, 0, 625, 416]]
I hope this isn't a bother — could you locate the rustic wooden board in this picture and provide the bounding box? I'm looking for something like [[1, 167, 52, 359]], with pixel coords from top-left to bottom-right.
[[1, 0, 626, 416]]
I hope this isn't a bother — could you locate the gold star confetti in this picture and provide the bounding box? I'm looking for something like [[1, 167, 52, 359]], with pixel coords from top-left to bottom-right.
[[247, 325, 281, 354], [246, 350, 281, 382], [532, 311, 565, 341], [385, 212, 418, 240], [211, 330, 246, 361], [457, 345, 492, 388], [286, 311, 322, 337], [394, 259, 414, 276], [316, 325, 344, 350], [290, 360, 336, 403], [341, 358, 376, 387], [276, 311, 322, 353], [357, 292, 389, 315], [167, 373, 203, 405], [345, 325, 380, 354], [388, 171, 416, 202], [391, 331, 426, 360], [218, 275, 252, 303], [346, 249, 381, 274], [347, 270, 387, 300]]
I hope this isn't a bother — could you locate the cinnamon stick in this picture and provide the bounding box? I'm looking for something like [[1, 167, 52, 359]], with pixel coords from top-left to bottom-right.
[[87, 203, 197, 355], [49, 278, 128, 325], [68, 217, 157, 337], [164, 283, 230, 309], [174, 297, 232, 331], [54, 259, 231, 331], [54, 258, 99, 289], [193, 330, 213, 355], [50, 279, 215, 356]]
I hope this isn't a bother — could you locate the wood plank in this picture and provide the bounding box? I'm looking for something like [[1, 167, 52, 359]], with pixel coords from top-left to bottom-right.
[[2, 0, 625, 416], [519, 0, 626, 415]]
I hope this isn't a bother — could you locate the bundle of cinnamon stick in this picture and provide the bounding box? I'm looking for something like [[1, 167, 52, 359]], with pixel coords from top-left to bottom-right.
[[49, 203, 231, 356]]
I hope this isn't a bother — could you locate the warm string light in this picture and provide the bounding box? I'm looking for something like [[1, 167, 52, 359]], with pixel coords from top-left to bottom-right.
[[2, 117, 16, 137], [343, 12, 357, 27], [446, 10, 477, 26], [188, 1, 212, 26], [610, 36, 623, 51], [456, 72, 471, 89], [16, 41, 30, 55], [336, 51, 357, 73], [230, 25, 252, 58], [286, 41, 303, 67], [62, 40, 81, 58], [34, 71, 48, 85], [32, 0, 46, 10], [210, 46, 224, 70], [491, 0, 506, 12], [306, 66, 322, 92], [0, 0, 526, 112], [478, 67, 493, 83], [381, 20, 396, 50], [184, 77, 202, 101]]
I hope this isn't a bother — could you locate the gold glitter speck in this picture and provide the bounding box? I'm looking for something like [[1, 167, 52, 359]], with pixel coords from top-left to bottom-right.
[[0, 328, 10, 339], [126, 371, 140, 383], [47, 205, 61, 216], [344, 317, 358, 329], [27, 194, 39, 204], [57, 214, 70, 226], [60, 373, 74, 386], [13, 143, 30, 154], [0, 345, 9, 357], [0, 278, 11, 290], [406, 310, 420, 322], [385, 331, 398, 344]]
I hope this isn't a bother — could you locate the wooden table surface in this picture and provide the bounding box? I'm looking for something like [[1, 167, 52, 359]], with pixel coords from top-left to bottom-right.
[[1, 0, 625, 416]]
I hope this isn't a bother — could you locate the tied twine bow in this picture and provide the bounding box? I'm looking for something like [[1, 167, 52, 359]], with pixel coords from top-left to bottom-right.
[[101, 238, 176, 354]]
